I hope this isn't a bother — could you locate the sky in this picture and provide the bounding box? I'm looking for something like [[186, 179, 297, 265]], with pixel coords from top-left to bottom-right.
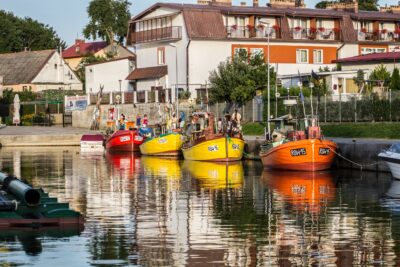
[[0, 0, 394, 46]]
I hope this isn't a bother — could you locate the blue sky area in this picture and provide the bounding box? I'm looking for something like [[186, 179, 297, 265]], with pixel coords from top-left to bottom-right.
[[0, 0, 393, 46]]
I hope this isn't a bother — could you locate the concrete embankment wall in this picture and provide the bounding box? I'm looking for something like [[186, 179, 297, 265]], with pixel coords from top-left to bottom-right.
[[244, 137, 397, 172]]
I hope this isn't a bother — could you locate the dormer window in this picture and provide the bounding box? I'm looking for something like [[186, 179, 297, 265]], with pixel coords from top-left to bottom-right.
[[76, 46, 80, 53]]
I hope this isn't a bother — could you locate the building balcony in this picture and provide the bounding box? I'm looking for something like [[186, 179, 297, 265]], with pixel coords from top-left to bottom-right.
[[226, 26, 280, 39], [130, 26, 182, 44], [357, 30, 400, 42], [291, 28, 340, 41]]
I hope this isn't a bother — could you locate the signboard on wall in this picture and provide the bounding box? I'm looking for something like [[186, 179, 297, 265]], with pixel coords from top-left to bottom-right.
[[65, 95, 88, 112]]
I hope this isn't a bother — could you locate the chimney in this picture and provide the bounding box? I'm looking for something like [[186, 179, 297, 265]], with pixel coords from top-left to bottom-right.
[[211, 0, 232, 6], [240, 1, 246, 6], [253, 0, 259, 7]]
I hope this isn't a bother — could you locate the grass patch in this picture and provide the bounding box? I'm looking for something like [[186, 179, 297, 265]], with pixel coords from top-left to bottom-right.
[[242, 123, 266, 136], [321, 123, 400, 139]]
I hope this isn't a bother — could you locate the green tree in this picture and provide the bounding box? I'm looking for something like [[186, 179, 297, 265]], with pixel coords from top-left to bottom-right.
[[83, 0, 131, 44], [315, 0, 378, 11], [315, 1, 329, 9], [76, 54, 108, 91], [369, 64, 391, 86], [209, 50, 275, 107], [391, 67, 400, 91], [0, 10, 65, 52], [353, 69, 365, 92]]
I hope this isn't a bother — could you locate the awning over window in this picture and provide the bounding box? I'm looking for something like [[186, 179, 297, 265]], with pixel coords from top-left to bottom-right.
[[126, 66, 168, 80]]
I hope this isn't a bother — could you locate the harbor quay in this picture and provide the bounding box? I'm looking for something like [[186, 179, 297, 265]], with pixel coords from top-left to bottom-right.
[[0, 126, 396, 172]]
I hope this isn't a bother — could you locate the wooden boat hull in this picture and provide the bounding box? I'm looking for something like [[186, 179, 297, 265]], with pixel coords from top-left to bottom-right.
[[106, 130, 144, 152], [139, 133, 185, 156], [260, 139, 337, 171], [183, 161, 243, 189], [182, 136, 244, 162]]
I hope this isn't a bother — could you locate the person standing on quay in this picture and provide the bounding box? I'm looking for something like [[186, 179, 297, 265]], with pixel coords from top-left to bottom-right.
[[136, 114, 141, 128]]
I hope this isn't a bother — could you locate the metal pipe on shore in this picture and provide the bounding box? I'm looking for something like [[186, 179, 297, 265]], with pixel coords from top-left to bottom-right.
[[0, 172, 40, 207]]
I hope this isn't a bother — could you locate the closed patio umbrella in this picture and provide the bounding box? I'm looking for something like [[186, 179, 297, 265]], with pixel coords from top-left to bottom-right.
[[13, 94, 20, 125]]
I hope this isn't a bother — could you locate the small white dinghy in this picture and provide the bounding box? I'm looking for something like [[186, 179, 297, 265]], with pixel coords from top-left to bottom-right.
[[378, 143, 400, 179], [80, 134, 105, 153]]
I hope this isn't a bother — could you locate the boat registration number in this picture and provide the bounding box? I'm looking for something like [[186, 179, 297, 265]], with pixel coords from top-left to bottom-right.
[[290, 148, 307, 156], [319, 148, 330, 155], [232, 144, 240, 150], [208, 145, 219, 152], [158, 138, 167, 144], [120, 136, 131, 142]]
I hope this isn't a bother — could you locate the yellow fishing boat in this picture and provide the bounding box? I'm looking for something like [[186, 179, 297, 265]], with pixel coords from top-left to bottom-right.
[[182, 112, 244, 161], [182, 136, 244, 161], [139, 132, 185, 156], [183, 161, 243, 189]]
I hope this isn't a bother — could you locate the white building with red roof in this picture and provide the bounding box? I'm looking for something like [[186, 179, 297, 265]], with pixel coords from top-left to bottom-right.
[[63, 39, 135, 71]]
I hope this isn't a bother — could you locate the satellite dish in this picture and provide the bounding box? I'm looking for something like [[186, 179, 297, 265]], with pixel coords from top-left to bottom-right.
[[297, 81, 303, 87]]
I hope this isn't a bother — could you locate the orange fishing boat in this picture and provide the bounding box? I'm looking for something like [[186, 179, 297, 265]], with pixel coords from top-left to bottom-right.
[[260, 137, 337, 171], [260, 99, 337, 171], [261, 170, 335, 214]]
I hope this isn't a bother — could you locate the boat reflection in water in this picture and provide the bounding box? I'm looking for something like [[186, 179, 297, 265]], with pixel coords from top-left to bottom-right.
[[0, 227, 82, 257], [262, 170, 335, 214], [141, 156, 182, 180], [106, 151, 139, 178], [382, 180, 400, 215], [183, 161, 244, 189]]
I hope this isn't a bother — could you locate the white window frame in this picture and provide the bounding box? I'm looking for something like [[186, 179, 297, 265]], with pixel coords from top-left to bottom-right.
[[157, 47, 165, 65], [234, 47, 247, 56], [313, 49, 323, 64], [250, 48, 264, 57], [296, 49, 309, 63]]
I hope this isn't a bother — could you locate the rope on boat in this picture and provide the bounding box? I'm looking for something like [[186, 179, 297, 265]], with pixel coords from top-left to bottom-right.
[[331, 149, 380, 171]]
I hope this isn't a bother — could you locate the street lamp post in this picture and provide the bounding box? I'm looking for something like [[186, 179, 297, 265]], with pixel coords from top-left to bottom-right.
[[118, 79, 122, 102], [169, 43, 178, 115], [260, 21, 271, 140]]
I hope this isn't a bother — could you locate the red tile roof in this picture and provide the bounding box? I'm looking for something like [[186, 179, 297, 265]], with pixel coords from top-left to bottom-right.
[[62, 40, 108, 59], [333, 51, 400, 63], [126, 66, 168, 80]]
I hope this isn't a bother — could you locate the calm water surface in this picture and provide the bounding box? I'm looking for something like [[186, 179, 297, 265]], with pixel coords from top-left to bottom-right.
[[0, 147, 399, 266]]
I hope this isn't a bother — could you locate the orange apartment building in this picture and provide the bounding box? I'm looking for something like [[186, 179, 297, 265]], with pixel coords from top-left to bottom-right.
[[126, 0, 400, 101]]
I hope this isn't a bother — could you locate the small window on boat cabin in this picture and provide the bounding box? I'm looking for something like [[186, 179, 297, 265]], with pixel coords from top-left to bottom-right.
[[296, 49, 309, 63], [389, 144, 400, 153]]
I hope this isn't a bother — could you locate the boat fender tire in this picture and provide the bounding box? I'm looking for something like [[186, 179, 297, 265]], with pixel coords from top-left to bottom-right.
[[2, 175, 16, 191]]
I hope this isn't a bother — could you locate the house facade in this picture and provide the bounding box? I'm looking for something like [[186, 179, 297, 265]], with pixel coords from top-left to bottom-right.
[[0, 50, 82, 92], [62, 39, 135, 71], [126, 0, 400, 102], [85, 56, 136, 94]]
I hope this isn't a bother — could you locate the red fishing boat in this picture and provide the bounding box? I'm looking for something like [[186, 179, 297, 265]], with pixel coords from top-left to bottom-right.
[[105, 130, 144, 152]]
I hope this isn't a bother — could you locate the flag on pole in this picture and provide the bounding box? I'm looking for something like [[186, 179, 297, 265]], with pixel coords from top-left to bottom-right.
[[311, 70, 320, 80], [300, 89, 304, 102]]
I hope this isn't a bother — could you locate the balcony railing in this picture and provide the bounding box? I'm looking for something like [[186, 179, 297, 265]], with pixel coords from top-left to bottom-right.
[[226, 26, 279, 39], [357, 30, 400, 42], [130, 26, 182, 44], [291, 28, 340, 41]]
